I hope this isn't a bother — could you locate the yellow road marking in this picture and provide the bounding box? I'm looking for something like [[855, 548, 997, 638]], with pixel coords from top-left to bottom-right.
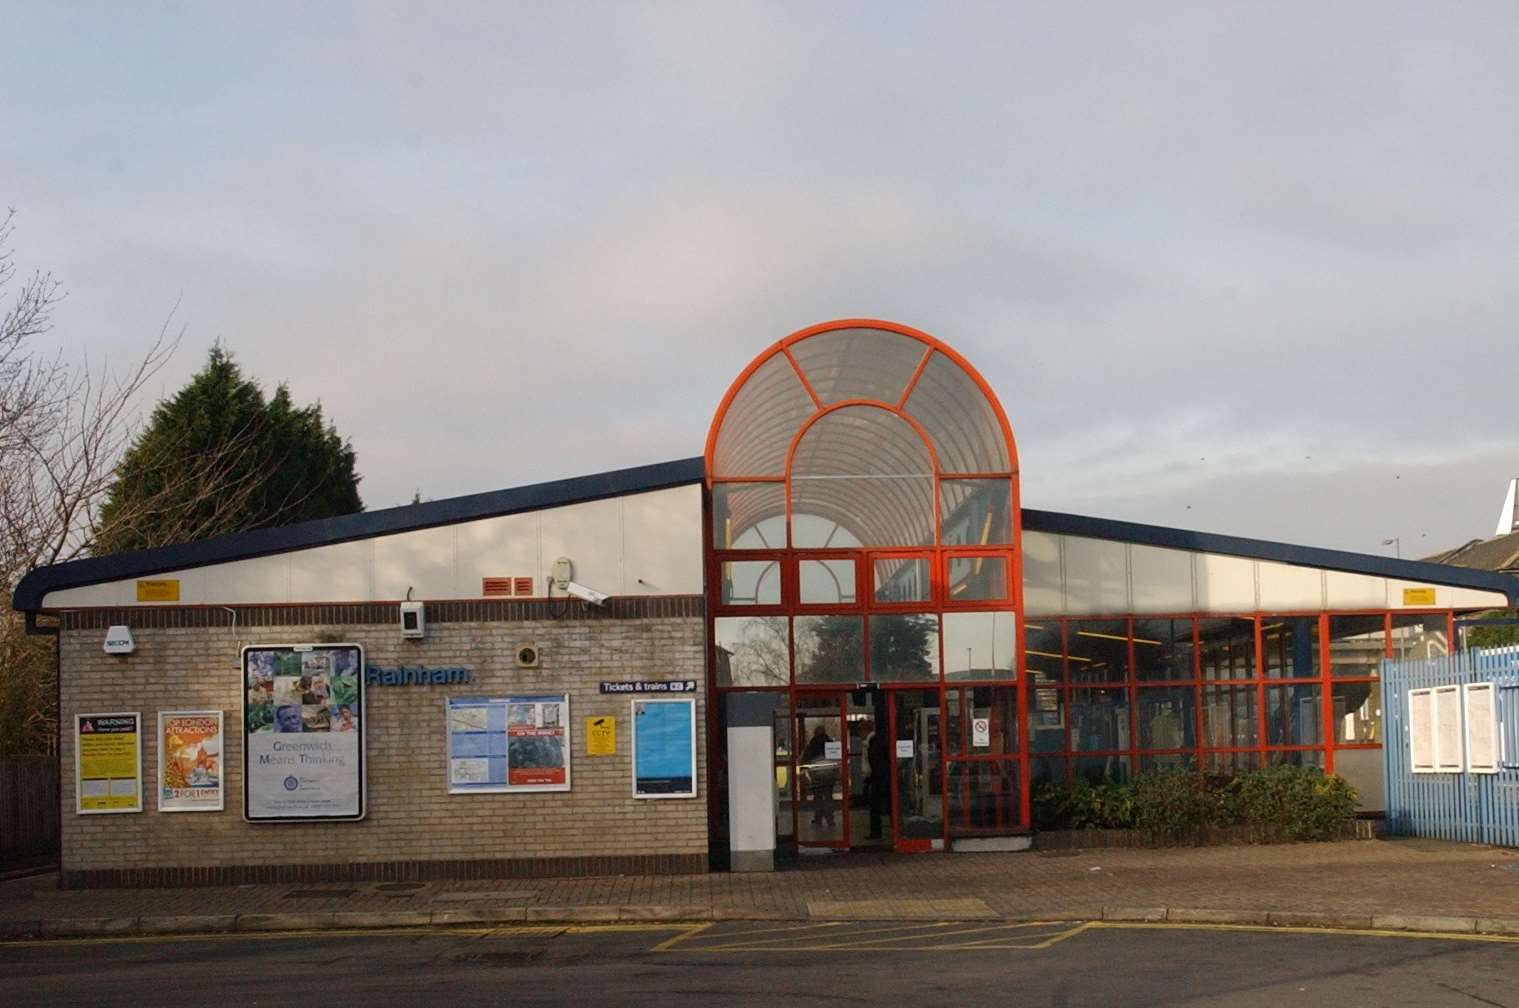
[[957, 923, 1095, 949], [1088, 921, 1519, 945], [692, 921, 956, 951], [694, 920, 847, 941], [0, 922, 689, 951], [805, 920, 1060, 948], [649, 923, 711, 952]]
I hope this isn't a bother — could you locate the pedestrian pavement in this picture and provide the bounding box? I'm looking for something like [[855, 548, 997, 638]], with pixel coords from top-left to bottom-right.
[[2, 837, 1516, 939]]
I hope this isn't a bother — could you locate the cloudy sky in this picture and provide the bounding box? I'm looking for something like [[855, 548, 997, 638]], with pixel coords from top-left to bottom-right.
[[5, 2, 1517, 557]]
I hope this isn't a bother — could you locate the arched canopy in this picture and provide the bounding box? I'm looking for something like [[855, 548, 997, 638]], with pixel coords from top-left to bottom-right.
[[706, 320, 1018, 550]]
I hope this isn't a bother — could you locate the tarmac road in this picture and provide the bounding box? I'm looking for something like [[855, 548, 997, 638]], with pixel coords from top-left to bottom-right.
[[4, 920, 1517, 1007]]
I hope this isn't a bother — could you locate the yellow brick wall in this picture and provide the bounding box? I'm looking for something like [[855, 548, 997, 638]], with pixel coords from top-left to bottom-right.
[[58, 614, 709, 873]]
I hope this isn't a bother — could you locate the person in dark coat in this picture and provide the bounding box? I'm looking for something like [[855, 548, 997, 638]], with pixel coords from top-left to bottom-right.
[[864, 720, 890, 839], [800, 724, 836, 828]]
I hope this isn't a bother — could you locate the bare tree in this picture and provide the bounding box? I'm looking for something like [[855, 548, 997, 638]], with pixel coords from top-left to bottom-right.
[[0, 209, 180, 753]]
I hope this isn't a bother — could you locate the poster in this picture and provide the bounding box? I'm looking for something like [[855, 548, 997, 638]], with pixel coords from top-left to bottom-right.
[[632, 698, 696, 799], [1463, 683, 1498, 774], [586, 716, 616, 756], [243, 644, 365, 821], [1409, 688, 1434, 773], [158, 711, 224, 812], [447, 695, 570, 793], [76, 712, 142, 814]]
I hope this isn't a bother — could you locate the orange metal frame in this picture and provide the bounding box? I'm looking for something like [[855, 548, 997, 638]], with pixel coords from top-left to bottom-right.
[[703, 319, 1028, 850]]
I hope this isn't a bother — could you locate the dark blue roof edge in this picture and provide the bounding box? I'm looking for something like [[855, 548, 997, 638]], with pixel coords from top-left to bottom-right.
[[13, 457, 707, 612], [15, 460, 1517, 611], [1022, 508, 1519, 607]]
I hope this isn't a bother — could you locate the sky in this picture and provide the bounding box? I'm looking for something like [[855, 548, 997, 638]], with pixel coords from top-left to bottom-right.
[[4, 2, 1518, 557]]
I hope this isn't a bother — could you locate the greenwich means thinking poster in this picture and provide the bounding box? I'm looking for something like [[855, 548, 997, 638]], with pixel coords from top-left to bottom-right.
[[243, 644, 365, 821]]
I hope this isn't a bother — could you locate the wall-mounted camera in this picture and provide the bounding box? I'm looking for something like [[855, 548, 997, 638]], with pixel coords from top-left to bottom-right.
[[563, 581, 609, 607], [400, 598, 425, 639]]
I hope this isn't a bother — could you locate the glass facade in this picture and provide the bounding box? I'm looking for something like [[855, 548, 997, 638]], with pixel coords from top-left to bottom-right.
[[1022, 611, 1454, 807]]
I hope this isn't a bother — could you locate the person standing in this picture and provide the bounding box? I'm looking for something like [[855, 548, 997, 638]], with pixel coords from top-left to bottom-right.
[[865, 719, 890, 840]]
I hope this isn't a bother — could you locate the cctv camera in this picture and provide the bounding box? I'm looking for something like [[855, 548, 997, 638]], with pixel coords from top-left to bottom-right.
[[563, 581, 609, 607]]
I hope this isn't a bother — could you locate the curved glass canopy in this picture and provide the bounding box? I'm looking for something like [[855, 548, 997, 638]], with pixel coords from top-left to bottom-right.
[[707, 320, 1018, 550]]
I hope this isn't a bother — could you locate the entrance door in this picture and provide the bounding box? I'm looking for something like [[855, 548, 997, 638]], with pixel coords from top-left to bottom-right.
[[794, 695, 846, 847], [889, 689, 944, 851]]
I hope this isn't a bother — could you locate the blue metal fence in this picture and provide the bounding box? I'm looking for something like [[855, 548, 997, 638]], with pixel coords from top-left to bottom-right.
[[1382, 648, 1519, 847]]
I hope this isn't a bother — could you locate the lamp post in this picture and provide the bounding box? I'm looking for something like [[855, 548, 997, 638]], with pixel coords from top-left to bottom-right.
[[1381, 537, 1401, 558]]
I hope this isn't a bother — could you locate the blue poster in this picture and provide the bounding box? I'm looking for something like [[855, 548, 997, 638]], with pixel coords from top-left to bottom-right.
[[633, 699, 695, 798]]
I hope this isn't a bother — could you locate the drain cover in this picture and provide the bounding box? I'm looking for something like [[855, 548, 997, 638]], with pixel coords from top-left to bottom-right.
[[285, 889, 358, 899]]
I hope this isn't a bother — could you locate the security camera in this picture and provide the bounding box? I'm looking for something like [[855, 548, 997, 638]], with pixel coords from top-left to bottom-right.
[[563, 581, 609, 607]]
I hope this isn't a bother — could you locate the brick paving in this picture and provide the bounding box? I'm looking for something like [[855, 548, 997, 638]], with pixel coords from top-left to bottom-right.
[[1, 838, 1515, 930]]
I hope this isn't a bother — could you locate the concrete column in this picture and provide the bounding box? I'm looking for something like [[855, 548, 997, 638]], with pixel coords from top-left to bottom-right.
[[726, 692, 781, 872]]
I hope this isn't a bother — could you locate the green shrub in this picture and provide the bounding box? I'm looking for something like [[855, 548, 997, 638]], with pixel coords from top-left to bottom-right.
[[1130, 769, 1217, 839], [1034, 765, 1357, 843], [1216, 765, 1357, 841]]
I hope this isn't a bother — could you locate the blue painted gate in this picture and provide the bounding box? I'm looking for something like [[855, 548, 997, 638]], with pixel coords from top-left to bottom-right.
[[1382, 647, 1519, 847]]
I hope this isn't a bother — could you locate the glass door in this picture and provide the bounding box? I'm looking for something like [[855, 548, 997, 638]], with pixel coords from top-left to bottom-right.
[[794, 694, 846, 847], [890, 689, 944, 851]]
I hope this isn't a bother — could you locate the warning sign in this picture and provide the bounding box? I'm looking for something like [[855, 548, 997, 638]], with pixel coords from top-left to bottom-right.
[[76, 712, 142, 813], [587, 716, 616, 756]]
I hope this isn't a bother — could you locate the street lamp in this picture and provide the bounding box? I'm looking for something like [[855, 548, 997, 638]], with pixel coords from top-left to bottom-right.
[[1381, 537, 1401, 558]]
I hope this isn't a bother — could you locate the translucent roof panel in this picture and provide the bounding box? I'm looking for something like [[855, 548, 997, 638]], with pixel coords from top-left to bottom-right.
[[711, 352, 816, 478], [789, 327, 929, 405], [903, 351, 1011, 474], [790, 406, 934, 548]]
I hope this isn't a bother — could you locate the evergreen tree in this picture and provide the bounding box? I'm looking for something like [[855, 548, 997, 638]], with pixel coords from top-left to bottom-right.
[[94, 346, 362, 553]]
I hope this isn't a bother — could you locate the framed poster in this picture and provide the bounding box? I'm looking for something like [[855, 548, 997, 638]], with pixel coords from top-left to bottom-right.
[[631, 697, 696, 799], [1432, 684, 1464, 773], [447, 694, 570, 793], [1408, 688, 1434, 773], [158, 711, 224, 812], [1463, 682, 1498, 774], [242, 644, 365, 821], [75, 712, 142, 814]]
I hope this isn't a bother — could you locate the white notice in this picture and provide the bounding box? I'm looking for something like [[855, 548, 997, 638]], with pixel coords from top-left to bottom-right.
[[972, 717, 991, 747], [1409, 689, 1434, 773], [1433, 685, 1464, 772], [823, 741, 842, 760], [895, 739, 914, 759], [1464, 683, 1498, 774]]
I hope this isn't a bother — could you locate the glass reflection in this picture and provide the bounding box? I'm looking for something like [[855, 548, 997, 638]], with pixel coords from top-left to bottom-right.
[[942, 611, 1016, 680], [868, 614, 940, 681], [794, 615, 865, 683], [713, 616, 790, 687]]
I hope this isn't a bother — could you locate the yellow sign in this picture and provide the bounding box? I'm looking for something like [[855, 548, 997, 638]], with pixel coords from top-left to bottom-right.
[[1402, 588, 1437, 606], [136, 579, 180, 602], [76, 713, 142, 813], [586, 716, 616, 755]]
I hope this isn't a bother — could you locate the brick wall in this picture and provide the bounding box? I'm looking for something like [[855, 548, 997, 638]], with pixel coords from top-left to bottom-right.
[[56, 599, 709, 886]]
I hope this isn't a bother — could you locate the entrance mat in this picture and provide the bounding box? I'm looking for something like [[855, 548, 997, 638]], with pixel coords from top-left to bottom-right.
[[806, 898, 995, 920]]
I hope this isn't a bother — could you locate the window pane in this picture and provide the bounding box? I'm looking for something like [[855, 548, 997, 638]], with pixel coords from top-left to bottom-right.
[[1204, 750, 1260, 776], [1329, 615, 1385, 678], [1334, 747, 1384, 811], [1026, 624, 1066, 754], [720, 560, 781, 606], [947, 686, 1017, 756], [1262, 617, 1320, 678], [1202, 684, 1258, 749], [1068, 620, 1129, 684], [942, 611, 1017, 680], [794, 615, 865, 684], [1332, 682, 1381, 744], [891, 689, 944, 839], [948, 760, 1020, 833], [947, 555, 1008, 601], [1025, 621, 1064, 684], [714, 616, 790, 687], [1200, 618, 1256, 680], [1029, 755, 1066, 786], [712, 482, 786, 550], [869, 614, 940, 681], [939, 479, 1012, 545], [1138, 686, 1195, 749], [1134, 618, 1194, 681], [1268, 749, 1325, 770], [791, 406, 934, 548], [800, 559, 856, 604], [874, 557, 931, 604], [1070, 687, 1130, 752], [1140, 753, 1196, 772], [1073, 755, 1130, 784], [1390, 614, 1449, 660], [1267, 683, 1322, 745]]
